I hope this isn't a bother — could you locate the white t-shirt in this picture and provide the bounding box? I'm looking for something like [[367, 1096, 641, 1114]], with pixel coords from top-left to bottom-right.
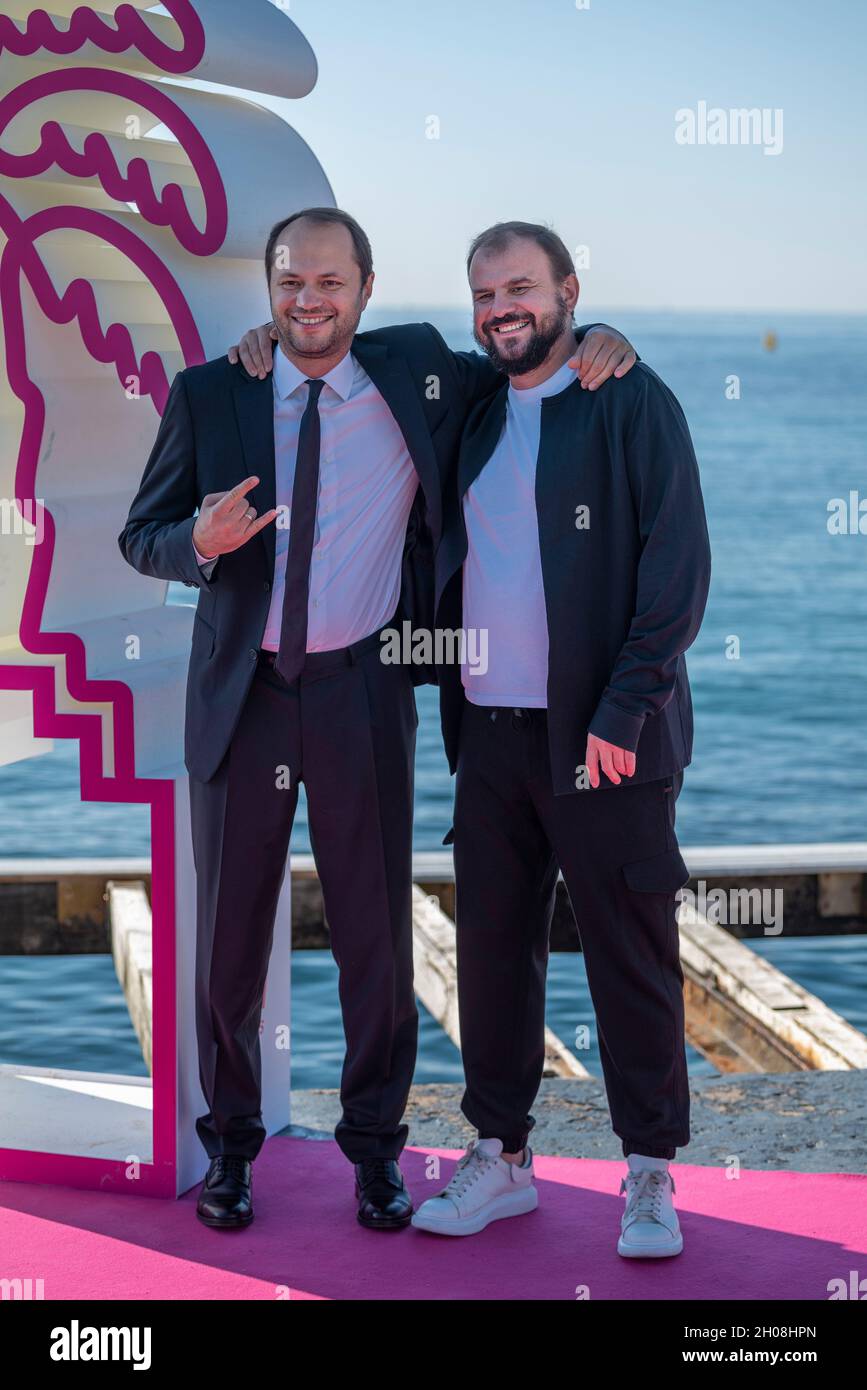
[[461, 359, 579, 706]]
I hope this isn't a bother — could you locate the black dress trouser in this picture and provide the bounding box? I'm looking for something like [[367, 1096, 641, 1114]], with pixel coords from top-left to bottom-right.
[[188, 627, 419, 1165], [452, 699, 691, 1160]]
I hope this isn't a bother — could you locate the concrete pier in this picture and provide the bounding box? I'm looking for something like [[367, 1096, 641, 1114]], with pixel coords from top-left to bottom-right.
[[287, 1069, 867, 1174]]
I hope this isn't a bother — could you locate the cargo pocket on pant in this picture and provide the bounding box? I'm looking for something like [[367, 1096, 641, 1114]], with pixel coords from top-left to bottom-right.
[[621, 847, 690, 894]]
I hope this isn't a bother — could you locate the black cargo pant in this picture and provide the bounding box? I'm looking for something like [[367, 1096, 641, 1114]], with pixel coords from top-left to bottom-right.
[[189, 627, 419, 1165], [452, 700, 690, 1159]]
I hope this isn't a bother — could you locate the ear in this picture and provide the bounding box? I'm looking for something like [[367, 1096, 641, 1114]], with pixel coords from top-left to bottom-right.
[[563, 272, 580, 313], [360, 270, 375, 311]]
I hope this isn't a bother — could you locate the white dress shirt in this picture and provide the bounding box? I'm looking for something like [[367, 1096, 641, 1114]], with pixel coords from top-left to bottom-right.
[[461, 359, 579, 706], [193, 345, 419, 652]]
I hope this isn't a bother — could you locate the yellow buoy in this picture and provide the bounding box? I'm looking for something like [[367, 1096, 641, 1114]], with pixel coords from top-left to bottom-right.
[[763, 330, 778, 351]]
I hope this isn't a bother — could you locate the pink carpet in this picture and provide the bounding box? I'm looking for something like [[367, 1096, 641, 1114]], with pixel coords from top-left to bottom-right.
[[2, 1136, 865, 1300]]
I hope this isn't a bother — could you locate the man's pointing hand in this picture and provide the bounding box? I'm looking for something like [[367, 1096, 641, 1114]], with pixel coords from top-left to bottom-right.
[[192, 476, 278, 558]]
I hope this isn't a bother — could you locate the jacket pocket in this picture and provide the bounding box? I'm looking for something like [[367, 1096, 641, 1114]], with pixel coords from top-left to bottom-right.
[[622, 846, 689, 893]]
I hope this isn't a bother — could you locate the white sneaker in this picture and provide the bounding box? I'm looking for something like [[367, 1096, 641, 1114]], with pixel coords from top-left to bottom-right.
[[411, 1137, 538, 1236], [617, 1154, 683, 1258]]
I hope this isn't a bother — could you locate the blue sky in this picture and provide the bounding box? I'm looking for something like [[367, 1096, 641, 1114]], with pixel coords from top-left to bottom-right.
[[256, 0, 867, 312]]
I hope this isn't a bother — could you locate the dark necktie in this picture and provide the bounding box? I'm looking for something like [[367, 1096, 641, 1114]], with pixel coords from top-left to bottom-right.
[[275, 377, 325, 684]]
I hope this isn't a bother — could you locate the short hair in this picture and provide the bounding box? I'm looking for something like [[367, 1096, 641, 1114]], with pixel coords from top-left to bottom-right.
[[264, 207, 373, 284], [466, 220, 576, 283]]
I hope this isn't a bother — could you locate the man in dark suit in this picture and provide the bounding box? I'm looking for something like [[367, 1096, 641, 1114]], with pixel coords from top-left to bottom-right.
[[119, 207, 635, 1232], [410, 222, 711, 1257]]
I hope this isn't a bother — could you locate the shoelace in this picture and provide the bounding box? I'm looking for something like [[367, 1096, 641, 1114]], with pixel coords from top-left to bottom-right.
[[361, 1158, 397, 1185], [619, 1168, 675, 1225], [212, 1155, 249, 1185], [442, 1140, 499, 1199]]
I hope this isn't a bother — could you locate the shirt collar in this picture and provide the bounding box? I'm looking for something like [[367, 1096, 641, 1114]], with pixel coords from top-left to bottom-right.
[[273, 344, 355, 403], [507, 358, 579, 407]]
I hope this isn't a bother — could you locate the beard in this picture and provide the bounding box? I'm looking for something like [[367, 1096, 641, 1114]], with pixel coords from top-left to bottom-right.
[[474, 293, 572, 376], [272, 297, 363, 360]]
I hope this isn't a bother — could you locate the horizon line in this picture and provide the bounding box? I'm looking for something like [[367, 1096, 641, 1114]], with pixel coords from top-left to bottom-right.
[[366, 304, 867, 318]]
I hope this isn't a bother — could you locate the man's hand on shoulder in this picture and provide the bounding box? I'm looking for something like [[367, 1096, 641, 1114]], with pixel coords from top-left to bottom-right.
[[227, 322, 278, 379], [569, 326, 637, 391]]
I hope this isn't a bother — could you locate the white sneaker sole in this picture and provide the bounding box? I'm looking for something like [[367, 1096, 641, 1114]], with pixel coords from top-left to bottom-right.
[[411, 1185, 538, 1236], [617, 1230, 683, 1258]]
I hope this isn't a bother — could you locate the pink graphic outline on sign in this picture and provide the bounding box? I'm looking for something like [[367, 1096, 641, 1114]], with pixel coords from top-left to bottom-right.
[[0, 67, 228, 256], [0, 2, 224, 1197], [0, 1, 205, 73]]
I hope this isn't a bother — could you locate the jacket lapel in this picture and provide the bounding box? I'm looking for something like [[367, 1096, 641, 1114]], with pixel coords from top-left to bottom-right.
[[231, 363, 277, 580], [351, 335, 442, 539], [534, 378, 589, 529], [436, 382, 508, 605], [458, 382, 508, 500]]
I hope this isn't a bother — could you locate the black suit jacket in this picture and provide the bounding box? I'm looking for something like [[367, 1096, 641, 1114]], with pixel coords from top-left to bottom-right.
[[117, 322, 516, 782], [435, 360, 712, 796]]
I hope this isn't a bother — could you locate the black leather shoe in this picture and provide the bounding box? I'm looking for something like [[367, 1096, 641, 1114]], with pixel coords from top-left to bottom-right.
[[354, 1158, 413, 1230], [196, 1155, 254, 1229]]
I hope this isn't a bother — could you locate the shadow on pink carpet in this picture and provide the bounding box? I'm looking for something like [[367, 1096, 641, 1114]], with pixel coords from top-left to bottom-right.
[[2, 1136, 865, 1300]]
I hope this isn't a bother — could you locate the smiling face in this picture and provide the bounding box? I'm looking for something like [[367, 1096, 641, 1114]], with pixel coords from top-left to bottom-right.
[[469, 235, 579, 377], [268, 217, 373, 368]]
